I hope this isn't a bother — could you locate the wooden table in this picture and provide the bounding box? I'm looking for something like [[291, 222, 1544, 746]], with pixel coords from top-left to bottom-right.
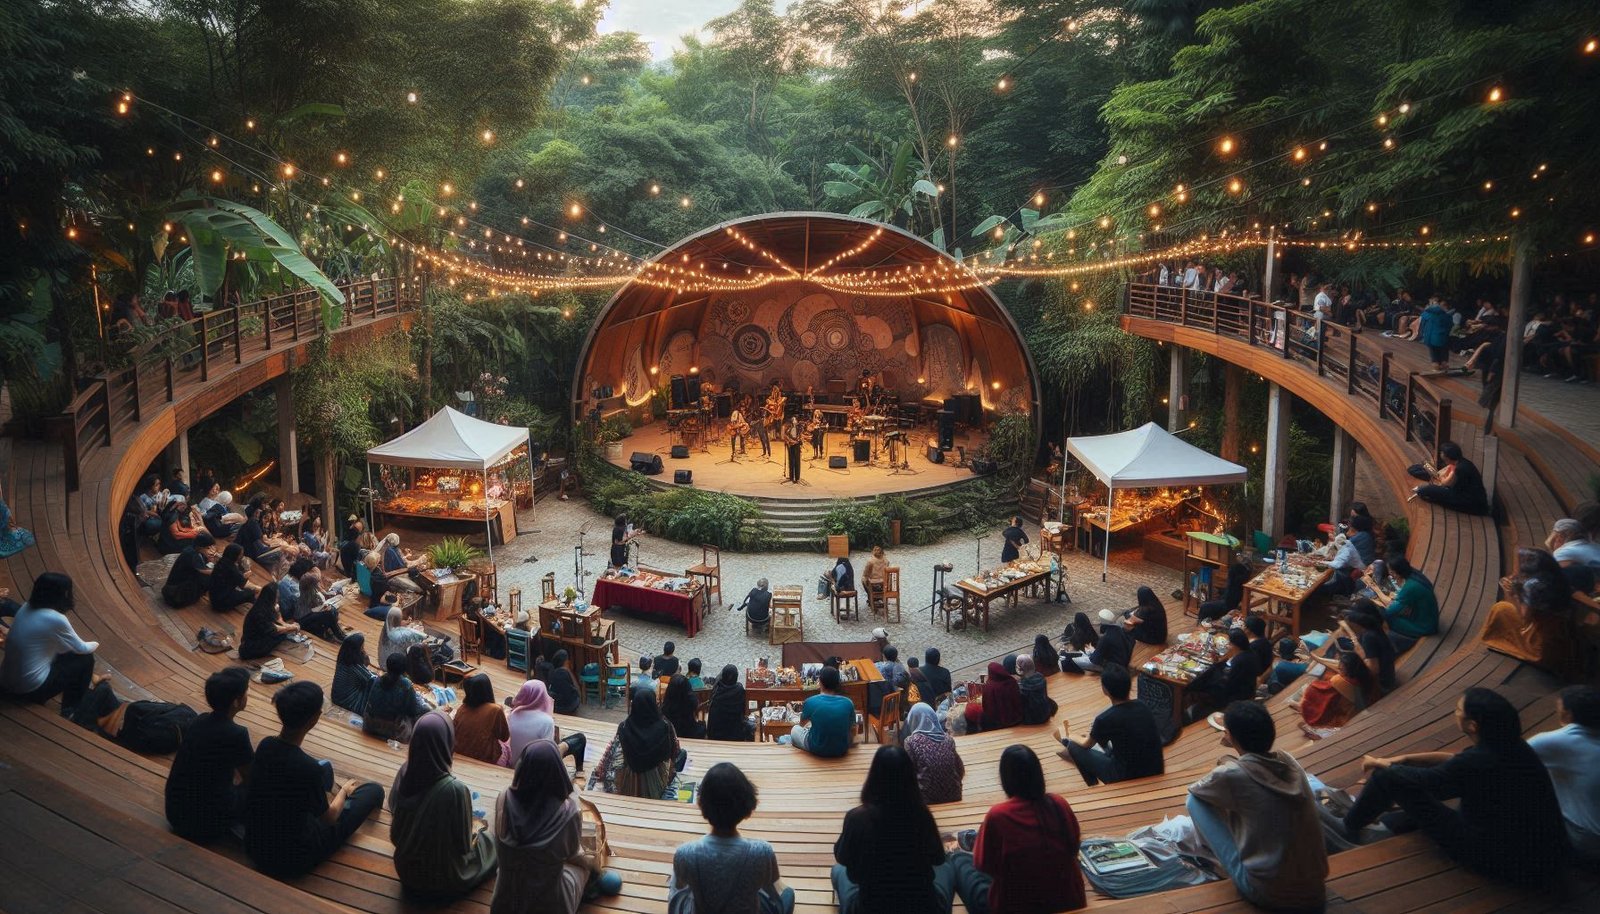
[[592, 569, 705, 636], [421, 568, 476, 621], [1242, 560, 1331, 637], [375, 492, 517, 545], [770, 585, 803, 645], [1136, 630, 1232, 743], [953, 562, 1053, 631]]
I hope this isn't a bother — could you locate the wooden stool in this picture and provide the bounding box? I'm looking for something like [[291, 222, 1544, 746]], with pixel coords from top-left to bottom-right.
[[540, 572, 556, 603], [832, 589, 859, 622], [469, 561, 497, 606], [771, 585, 803, 644], [686, 545, 722, 608]]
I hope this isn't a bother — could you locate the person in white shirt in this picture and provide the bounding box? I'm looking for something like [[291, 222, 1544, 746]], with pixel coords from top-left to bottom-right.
[[1547, 518, 1600, 570], [1182, 262, 1200, 290], [0, 573, 98, 711], [1527, 685, 1600, 860], [1157, 263, 1170, 286], [1312, 284, 1333, 321]]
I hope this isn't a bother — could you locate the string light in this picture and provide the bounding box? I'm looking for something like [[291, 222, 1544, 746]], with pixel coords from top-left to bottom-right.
[[568, 202, 582, 217], [211, 169, 224, 183], [946, 135, 958, 148], [996, 76, 1010, 91], [406, 91, 418, 104], [481, 129, 495, 143], [1486, 86, 1503, 103], [1217, 137, 1236, 156]]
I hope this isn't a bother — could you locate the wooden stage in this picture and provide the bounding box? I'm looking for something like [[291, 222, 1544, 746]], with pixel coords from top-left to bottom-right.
[[606, 419, 990, 500]]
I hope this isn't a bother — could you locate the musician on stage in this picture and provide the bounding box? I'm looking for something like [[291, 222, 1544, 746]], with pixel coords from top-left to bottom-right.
[[809, 408, 826, 459], [803, 385, 817, 409], [728, 403, 749, 458], [783, 417, 804, 483]]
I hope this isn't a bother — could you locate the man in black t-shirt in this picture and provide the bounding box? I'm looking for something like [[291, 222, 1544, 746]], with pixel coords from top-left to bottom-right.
[[1060, 664, 1165, 786], [1245, 615, 1273, 673], [1000, 516, 1030, 563], [1341, 604, 1397, 692], [165, 668, 253, 842], [244, 682, 384, 876], [1185, 628, 1261, 723]]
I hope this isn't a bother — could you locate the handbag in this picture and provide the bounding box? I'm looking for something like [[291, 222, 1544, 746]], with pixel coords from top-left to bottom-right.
[[578, 795, 610, 869]]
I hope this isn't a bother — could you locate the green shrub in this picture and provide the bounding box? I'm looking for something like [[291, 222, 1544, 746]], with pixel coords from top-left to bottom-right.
[[577, 456, 777, 551], [820, 499, 889, 549]]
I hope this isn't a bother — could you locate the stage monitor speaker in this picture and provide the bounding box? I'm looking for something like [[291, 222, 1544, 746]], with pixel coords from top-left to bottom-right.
[[670, 444, 689, 459], [937, 410, 955, 450], [630, 453, 663, 475], [687, 375, 702, 403], [715, 393, 732, 418], [670, 374, 689, 410], [853, 439, 871, 463], [674, 469, 693, 485], [828, 455, 848, 470], [969, 457, 997, 476], [926, 444, 944, 464]]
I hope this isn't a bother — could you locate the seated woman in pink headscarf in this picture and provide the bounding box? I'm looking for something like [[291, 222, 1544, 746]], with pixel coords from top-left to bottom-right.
[[503, 679, 587, 775]]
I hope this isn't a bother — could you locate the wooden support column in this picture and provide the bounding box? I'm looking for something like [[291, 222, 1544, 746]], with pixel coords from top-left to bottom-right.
[[1262, 226, 1279, 303], [274, 374, 299, 493], [1263, 382, 1291, 538], [318, 449, 337, 535], [1220, 364, 1243, 462], [1329, 427, 1356, 524], [1496, 238, 1533, 429], [1167, 345, 1188, 431]]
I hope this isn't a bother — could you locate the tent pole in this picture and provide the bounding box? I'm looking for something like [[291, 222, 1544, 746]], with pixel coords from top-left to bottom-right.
[[366, 463, 375, 533], [485, 470, 494, 564], [1103, 485, 1112, 582]]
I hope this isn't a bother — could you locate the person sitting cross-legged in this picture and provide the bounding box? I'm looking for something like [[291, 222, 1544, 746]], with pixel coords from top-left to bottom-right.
[[244, 681, 385, 876], [388, 710, 497, 899], [949, 745, 1087, 914], [492, 741, 611, 914], [784, 665, 856, 757], [668, 762, 796, 914], [0, 572, 99, 713], [1187, 702, 1327, 911], [1058, 663, 1164, 787], [165, 667, 253, 843], [1341, 687, 1568, 887]]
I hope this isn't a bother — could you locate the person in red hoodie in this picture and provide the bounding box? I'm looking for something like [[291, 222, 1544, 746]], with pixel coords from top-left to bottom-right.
[[951, 745, 1086, 914]]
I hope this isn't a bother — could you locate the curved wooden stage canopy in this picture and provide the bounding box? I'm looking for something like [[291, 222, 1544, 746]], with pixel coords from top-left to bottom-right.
[[0, 277, 1594, 914]]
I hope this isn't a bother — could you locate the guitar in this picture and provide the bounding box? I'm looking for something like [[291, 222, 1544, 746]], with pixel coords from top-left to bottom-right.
[[764, 391, 785, 427]]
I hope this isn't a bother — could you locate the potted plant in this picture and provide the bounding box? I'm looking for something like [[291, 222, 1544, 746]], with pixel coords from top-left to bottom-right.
[[424, 536, 483, 574], [561, 585, 578, 607], [599, 415, 633, 462]]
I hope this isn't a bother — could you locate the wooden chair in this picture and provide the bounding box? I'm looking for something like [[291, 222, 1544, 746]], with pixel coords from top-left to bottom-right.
[[602, 662, 631, 709], [686, 545, 722, 608], [832, 588, 860, 622], [540, 572, 556, 604], [457, 614, 483, 664], [505, 587, 522, 622], [827, 534, 849, 558], [869, 691, 903, 743], [469, 560, 497, 606], [880, 567, 901, 623], [935, 588, 967, 632]]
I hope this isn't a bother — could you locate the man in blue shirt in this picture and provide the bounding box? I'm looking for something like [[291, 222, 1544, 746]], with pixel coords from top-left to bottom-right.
[[1528, 685, 1600, 861], [788, 666, 855, 757]]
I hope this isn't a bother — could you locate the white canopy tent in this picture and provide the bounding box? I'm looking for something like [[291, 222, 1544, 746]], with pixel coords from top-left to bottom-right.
[[366, 406, 532, 560], [1066, 422, 1248, 580]]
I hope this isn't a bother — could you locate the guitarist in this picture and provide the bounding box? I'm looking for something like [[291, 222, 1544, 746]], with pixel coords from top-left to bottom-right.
[[783, 416, 804, 483], [728, 403, 749, 459]]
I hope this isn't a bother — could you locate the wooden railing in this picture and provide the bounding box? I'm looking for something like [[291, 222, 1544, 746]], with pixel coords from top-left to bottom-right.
[[50, 277, 414, 492], [1125, 282, 1451, 461]]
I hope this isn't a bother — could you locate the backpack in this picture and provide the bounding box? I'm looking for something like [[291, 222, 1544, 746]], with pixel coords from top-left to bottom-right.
[[117, 700, 200, 754]]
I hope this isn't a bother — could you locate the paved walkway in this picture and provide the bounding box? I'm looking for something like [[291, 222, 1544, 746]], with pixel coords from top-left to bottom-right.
[[1509, 370, 1600, 448], [491, 496, 1181, 680]]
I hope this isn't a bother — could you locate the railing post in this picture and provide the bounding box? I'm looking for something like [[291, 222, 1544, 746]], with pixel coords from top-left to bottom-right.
[[101, 378, 114, 447], [233, 307, 243, 364], [1179, 287, 1188, 326], [1346, 332, 1358, 394], [263, 300, 273, 350], [370, 281, 379, 319], [1281, 308, 1292, 360], [200, 315, 210, 382], [1247, 300, 1257, 345], [129, 368, 142, 422], [1315, 324, 1326, 376], [166, 357, 175, 402], [48, 416, 80, 493], [293, 298, 302, 341], [1403, 375, 1416, 442], [1436, 399, 1452, 462], [1377, 353, 1391, 419]]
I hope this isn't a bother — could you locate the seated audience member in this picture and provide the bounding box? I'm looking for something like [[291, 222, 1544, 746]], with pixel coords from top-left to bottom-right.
[[235, 503, 271, 562], [201, 489, 245, 540], [614, 688, 684, 799], [161, 545, 211, 608], [160, 500, 215, 553], [1031, 633, 1061, 676], [406, 643, 436, 687], [786, 665, 856, 757], [301, 515, 332, 568], [1340, 604, 1398, 693], [380, 533, 425, 593], [238, 583, 299, 661], [1410, 442, 1489, 515], [453, 674, 511, 764], [905, 657, 929, 703], [208, 543, 256, 612], [902, 704, 964, 805], [1381, 557, 1439, 648], [822, 555, 855, 599], [833, 746, 957, 914], [1528, 685, 1600, 861], [548, 649, 582, 715], [707, 664, 755, 742], [921, 648, 953, 705], [686, 658, 706, 689], [1015, 656, 1057, 725], [1122, 586, 1168, 645], [364, 551, 401, 618], [1266, 638, 1308, 694], [1347, 512, 1378, 565], [965, 662, 1023, 733], [1342, 688, 1568, 887], [378, 605, 424, 668], [464, 599, 506, 660], [876, 645, 909, 691], [949, 745, 1087, 914], [1549, 517, 1600, 571], [389, 711, 497, 899], [338, 517, 365, 576], [276, 556, 313, 616], [331, 633, 377, 715], [661, 674, 706, 740], [292, 568, 343, 642], [862, 545, 889, 612], [245, 681, 385, 876], [632, 655, 655, 693], [1320, 533, 1365, 596], [1290, 651, 1375, 730], [1198, 558, 1251, 624], [669, 762, 795, 914], [655, 641, 681, 679], [1481, 547, 1573, 672], [362, 652, 430, 743], [738, 578, 773, 630], [165, 667, 253, 843], [1064, 611, 1133, 673], [506, 679, 586, 774], [1184, 628, 1260, 724], [494, 742, 610, 914], [1187, 702, 1327, 910], [1244, 615, 1273, 673], [1059, 664, 1163, 787]]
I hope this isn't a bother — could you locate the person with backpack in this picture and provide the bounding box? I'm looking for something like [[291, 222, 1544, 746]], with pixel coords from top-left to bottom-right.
[[165, 667, 253, 843]]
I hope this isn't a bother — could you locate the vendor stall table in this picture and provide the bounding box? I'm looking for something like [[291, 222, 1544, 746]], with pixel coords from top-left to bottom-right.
[[1243, 559, 1330, 637], [1137, 630, 1232, 743], [375, 493, 517, 546], [593, 568, 705, 637], [953, 560, 1054, 631]]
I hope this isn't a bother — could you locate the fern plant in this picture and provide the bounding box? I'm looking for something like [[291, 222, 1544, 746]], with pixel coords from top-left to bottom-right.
[[425, 537, 483, 571]]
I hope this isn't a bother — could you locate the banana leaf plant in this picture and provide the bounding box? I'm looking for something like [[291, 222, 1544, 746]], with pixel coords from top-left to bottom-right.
[[821, 141, 940, 231]]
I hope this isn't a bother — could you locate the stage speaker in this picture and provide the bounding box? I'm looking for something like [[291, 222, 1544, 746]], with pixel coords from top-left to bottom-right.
[[828, 456, 848, 469], [715, 392, 732, 418], [853, 439, 871, 463], [937, 410, 955, 450], [687, 375, 702, 402], [670, 444, 689, 459], [670, 374, 689, 410], [630, 453, 663, 475], [969, 457, 997, 476], [926, 444, 944, 464], [673, 469, 693, 485]]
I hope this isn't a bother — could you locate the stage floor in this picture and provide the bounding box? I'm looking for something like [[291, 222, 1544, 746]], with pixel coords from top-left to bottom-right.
[[608, 420, 990, 500]]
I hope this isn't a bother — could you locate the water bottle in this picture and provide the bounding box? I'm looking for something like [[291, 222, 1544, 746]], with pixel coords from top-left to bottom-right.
[[1277, 548, 1288, 573]]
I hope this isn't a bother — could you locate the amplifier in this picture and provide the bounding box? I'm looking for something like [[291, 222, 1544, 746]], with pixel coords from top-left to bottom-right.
[[630, 453, 663, 475], [670, 444, 689, 459], [926, 444, 945, 464], [828, 456, 848, 469], [673, 469, 693, 484]]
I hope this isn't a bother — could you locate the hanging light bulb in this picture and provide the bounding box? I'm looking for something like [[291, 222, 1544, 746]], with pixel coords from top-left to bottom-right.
[[1217, 136, 1236, 155], [407, 91, 418, 104], [1486, 86, 1503, 103]]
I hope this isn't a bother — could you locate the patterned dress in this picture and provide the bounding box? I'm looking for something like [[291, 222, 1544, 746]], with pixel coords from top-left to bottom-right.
[[903, 731, 964, 804]]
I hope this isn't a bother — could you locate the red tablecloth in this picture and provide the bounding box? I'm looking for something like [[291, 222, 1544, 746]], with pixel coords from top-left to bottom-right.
[[593, 577, 700, 637]]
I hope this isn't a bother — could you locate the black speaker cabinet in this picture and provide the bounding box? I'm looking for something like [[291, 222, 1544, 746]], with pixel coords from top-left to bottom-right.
[[926, 444, 944, 464], [670, 444, 689, 459], [937, 410, 955, 450], [630, 453, 663, 475], [673, 469, 693, 484], [687, 375, 702, 402], [853, 439, 871, 463], [669, 374, 689, 409], [828, 455, 848, 469]]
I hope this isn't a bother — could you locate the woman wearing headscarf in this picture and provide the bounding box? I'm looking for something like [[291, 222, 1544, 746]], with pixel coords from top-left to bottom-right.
[[1123, 586, 1169, 645], [1015, 655, 1058, 726], [965, 662, 1022, 734], [706, 664, 754, 742], [614, 687, 683, 799], [505, 680, 586, 775], [208, 543, 255, 612], [379, 605, 425, 670], [406, 643, 436, 687], [161, 545, 210, 608], [547, 650, 581, 715], [900, 704, 964, 805], [1030, 633, 1060, 676], [1060, 612, 1098, 653], [492, 741, 604, 914], [660, 674, 706, 740], [388, 711, 497, 899], [453, 674, 510, 764], [332, 632, 377, 715]]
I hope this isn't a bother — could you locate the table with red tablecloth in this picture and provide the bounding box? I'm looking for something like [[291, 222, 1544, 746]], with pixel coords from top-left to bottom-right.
[[592, 570, 704, 637]]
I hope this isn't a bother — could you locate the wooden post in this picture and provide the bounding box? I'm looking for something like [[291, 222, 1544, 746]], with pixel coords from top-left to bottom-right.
[[200, 315, 210, 382], [232, 306, 243, 364], [1329, 428, 1356, 525], [1346, 332, 1358, 394], [275, 374, 299, 493], [1167, 346, 1187, 431], [165, 357, 175, 401], [101, 379, 114, 447], [129, 367, 142, 422], [1262, 226, 1278, 303], [1435, 399, 1452, 465], [1220, 363, 1243, 462], [1377, 353, 1391, 419], [1496, 239, 1533, 429], [1263, 382, 1291, 538], [1403, 376, 1415, 442], [263, 300, 273, 350]]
